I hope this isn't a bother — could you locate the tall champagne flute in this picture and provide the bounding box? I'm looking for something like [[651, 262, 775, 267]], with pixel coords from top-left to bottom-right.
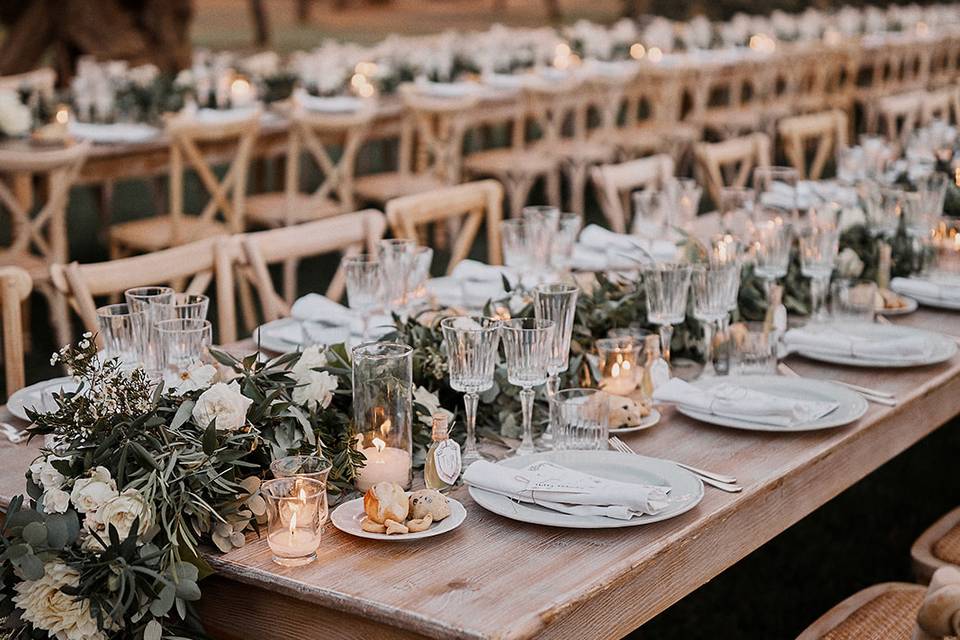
[[342, 254, 382, 342], [501, 318, 555, 457], [642, 263, 692, 364], [533, 283, 579, 449], [440, 316, 501, 466], [691, 264, 740, 377]]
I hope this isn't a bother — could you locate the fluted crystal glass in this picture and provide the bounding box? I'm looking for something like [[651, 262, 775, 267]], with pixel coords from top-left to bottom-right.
[[663, 177, 702, 230], [342, 253, 383, 342], [523, 206, 560, 283], [691, 264, 740, 377], [378, 239, 415, 314], [533, 283, 579, 449], [501, 318, 554, 457], [96, 303, 148, 371], [753, 166, 799, 223], [554, 388, 610, 451], [172, 293, 210, 321], [750, 218, 792, 303], [799, 221, 840, 322], [156, 318, 213, 388], [550, 213, 581, 275], [440, 316, 501, 466], [125, 286, 174, 377], [642, 263, 691, 364]]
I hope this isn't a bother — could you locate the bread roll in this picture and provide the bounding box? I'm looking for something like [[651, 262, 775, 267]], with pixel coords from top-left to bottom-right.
[[364, 482, 409, 524], [409, 489, 451, 521]]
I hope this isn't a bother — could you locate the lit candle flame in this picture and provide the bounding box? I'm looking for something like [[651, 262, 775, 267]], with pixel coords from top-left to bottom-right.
[[289, 511, 297, 537], [379, 419, 391, 437], [372, 437, 386, 453]]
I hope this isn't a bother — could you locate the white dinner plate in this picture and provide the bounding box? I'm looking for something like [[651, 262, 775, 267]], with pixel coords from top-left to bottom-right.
[[8, 377, 79, 421], [889, 282, 960, 311], [468, 450, 703, 529], [876, 295, 918, 316], [791, 323, 957, 368], [609, 408, 661, 434], [331, 496, 466, 541], [675, 375, 868, 433]]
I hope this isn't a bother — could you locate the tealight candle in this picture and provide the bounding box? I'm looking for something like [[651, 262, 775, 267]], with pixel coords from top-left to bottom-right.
[[229, 77, 255, 108], [595, 337, 640, 397], [262, 478, 326, 567], [356, 437, 412, 491]]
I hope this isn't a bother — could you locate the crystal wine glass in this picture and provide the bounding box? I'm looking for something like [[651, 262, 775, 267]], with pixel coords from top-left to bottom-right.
[[533, 283, 579, 449], [501, 218, 536, 277], [378, 239, 415, 314], [750, 218, 792, 302], [523, 205, 560, 284], [550, 213, 582, 276], [440, 316, 501, 466], [799, 219, 840, 322], [642, 263, 692, 364], [342, 254, 383, 342], [753, 166, 799, 223], [662, 177, 702, 231], [691, 264, 740, 377], [500, 318, 555, 457]]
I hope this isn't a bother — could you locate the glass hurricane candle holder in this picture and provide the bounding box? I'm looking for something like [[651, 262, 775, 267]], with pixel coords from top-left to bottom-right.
[[595, 337, 640, 397], [352, 342, 413, 491], [270, 455, 332, 483], [262, 477, 327, 567]]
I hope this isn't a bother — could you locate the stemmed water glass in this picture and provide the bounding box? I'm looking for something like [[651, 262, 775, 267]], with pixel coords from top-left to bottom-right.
[[342, 254, 382, 342], [378, 239, 415, 314], [500, 318, 555, 457], [753, 166, 799, 223], [406, 246, 434, 310], [642, 263, 692, 364], [523, 205, 560, 283], [440, 316, 501, 466], [662, 177, 702, 230], [501, 218, 536, 277], [550, 213, 582, 275], [750, 218, 792, 302], [691, 263, 740, 377], [533, 283, 579, 449], [799, 218, 840, 322]]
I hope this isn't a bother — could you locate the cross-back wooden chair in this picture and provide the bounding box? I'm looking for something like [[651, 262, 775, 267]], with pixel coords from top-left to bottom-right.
[[0, 266, 31, 399], [49, 236, 235, 344], [777, 110, 849, 180], [0, 142, 90, 347], [693, 133, 772, 208], [921, 87, 960, 125], [353, 88, 475, 207], [868, 91, 924, 147], [589, 154, 675, 234], [796, 566, 960, 640], [246, 105, 373, 229], [236, 209, 387, 325], [109, 109, 261, 258], [912, 506, 960, 585], [385, 180, 503, 274], [694, 60, 775, 140]]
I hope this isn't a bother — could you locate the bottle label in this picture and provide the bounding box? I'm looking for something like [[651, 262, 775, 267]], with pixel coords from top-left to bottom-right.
[[434, 440, 462, 485], [651, 359, 670, 389]]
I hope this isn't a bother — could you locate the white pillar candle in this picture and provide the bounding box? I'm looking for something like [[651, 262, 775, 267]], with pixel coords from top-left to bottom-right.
[[230, 77, 255, 108], [356, 438, 411, 491]]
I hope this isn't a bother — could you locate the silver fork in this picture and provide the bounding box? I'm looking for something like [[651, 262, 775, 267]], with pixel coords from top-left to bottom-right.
[[608, 437, 743, 493]]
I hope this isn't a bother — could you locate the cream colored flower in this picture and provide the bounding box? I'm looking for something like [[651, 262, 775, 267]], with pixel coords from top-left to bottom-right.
[[42, 488, 70, 514], [13, 561, 106, 640], [292, 370, 338, 410], [91, 489, 152, 543], [164, 362, 217, 397], [192, 381, 253, 431], [413, 386, 454, 427], [0, 90, 31, 137], [291, 345, 327, 378], [70, 467, 117, 514], [38, 462, 66, 491], [836, 248, 865, 279]]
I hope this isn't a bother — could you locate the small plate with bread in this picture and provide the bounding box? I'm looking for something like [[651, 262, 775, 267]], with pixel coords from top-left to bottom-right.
[[875, 288, 917, 316], [331, 483, 466, 541]]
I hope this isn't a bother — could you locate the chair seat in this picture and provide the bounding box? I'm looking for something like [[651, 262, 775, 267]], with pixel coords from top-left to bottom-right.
[[797, 583, 925, 640], [353, 172, 448, 205], [463, 148, 559, 177], [542, 139, 615, 164], [592, 122, 701, 154], [913, 505, 960, 584], [111, 216, 230, 253], [0, 251, 50, 282], [246, 192, 344, 227]]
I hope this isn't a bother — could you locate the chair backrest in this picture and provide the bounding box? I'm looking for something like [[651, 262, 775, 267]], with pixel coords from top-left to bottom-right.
[[915, 566, 960, 640], [49, 236, 232, 341], [921, 87, 959, 125], [284, 106, 375, 222], [0, 266, 31, 398], [694, 133, 772, 207], [777, 110, 849, 180], [0, 68, 56, 96], [400, 87, 478, 184], [238, 209, 387, 323], [0, 143, 90, 267], [590, 154, 675, 233], [525, 77, 588, 145], [385, 180, 503, 274], [876, 91, 924, 146], [166, 110, 261, 242]]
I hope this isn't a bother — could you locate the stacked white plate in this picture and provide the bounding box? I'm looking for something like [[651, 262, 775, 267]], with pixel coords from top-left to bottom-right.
[[8, 377, 79, 421]]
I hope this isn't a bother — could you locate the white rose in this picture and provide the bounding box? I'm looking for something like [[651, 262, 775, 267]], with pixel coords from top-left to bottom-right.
[[164, 362, 217, 396], [293, 370, 339, 410], [70, 467, 118, 514], [13, 561, 106, 640], [192, 381, 253, 431], [38, 462, 66, 491], [291, 345, 327, 379], [836, 248, 865, 279], [29, 459, 45, 485], [0, 90, 31, 136], [42, 488, 70, 514], [93, 489, 152, 543]]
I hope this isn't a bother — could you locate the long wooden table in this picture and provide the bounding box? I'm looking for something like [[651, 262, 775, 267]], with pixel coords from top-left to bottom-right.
[[1, 308, 958, 639]]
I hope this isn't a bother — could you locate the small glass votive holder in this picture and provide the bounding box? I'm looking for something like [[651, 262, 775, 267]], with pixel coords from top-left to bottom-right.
[[96, 303, 148, 370], [729, 322, 777, 375], [554, 388, 610, 451], [173, 293, 210, 321], [607, 325, 652, 343], [270, 455, 332, 483], [595, 337, 640, 396], [156, 319, 212, 379], [830, 280, 878, 323], [262, 477, 327, 567]]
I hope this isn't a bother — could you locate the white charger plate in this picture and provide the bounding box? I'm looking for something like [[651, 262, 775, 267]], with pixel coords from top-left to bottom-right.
[[8, 377, 79, 421], [791, 322, 957, 368], [676, 375, 868, 433], [468, 450, 703, 529], [331, 496, 466, 541], [610, 408, 661, 434]]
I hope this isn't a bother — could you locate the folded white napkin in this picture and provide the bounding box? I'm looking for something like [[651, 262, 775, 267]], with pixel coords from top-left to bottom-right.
[[890, 277, 960, 305], [266, 319, 351, 348], [294, 89, 368, 113], [653, 378, 838, 427], [451, 260, 516, 285], [783, 324, 937, 362], [69, 122, 160, 143], [578, 226, 677, 267], [289, 293, 392, 340], [191, 107, 260, 125], [463, 459, 671, 520], [425, 277, 465, 306], [570, 245, 610, 272]]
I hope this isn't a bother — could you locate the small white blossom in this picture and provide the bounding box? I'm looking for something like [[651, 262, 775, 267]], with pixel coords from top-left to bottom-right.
[[42, 488, 70, 514], [292, 370, 339, 410], [164, 362, 217, 397]]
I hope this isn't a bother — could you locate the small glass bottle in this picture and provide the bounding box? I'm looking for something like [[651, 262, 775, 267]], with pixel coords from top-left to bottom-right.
[[424, 413, 461, 492], [640, 334, 670, 400]]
